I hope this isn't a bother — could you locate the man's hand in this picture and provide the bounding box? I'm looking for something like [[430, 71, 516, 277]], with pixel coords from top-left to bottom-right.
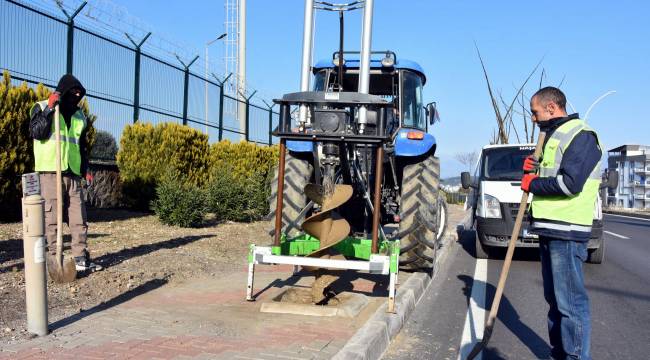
[[47, 91, 61, 109], [523, 155, 539, 174], [521, 173, 538, 192]]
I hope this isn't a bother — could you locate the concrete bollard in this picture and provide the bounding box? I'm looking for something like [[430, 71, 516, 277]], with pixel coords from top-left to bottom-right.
[[22, 194, 49, 336]]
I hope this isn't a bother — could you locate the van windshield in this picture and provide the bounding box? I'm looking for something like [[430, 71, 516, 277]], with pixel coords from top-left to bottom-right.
[[481, 146, 534, 181]]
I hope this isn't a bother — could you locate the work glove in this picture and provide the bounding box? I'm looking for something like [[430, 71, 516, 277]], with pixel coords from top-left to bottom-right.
[[523, 155, 539, 174], [521, 173, 538, 193], [47, 91, 61, 109], [84, 173, 94, 187]]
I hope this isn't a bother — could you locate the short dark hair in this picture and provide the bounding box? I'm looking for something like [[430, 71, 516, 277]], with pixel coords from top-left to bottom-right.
[[532, 86, 566, 110]]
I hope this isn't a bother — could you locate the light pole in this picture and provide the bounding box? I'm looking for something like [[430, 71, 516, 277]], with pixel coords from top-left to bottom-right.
[[205, 33, 227, 134]]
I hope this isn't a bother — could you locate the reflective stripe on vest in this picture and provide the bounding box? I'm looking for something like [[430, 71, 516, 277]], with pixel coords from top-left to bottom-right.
[[32, 100, 86, 176], [531, 119, 602, 227]]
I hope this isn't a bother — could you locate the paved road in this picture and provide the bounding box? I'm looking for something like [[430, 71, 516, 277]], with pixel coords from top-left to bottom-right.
[[384, 213, 650, 360]]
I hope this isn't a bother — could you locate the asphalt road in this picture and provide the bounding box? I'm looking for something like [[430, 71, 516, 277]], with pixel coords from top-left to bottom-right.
[[383, 213, 650, 360]]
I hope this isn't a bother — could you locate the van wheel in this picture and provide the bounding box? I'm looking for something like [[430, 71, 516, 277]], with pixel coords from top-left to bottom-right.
[[474, 230, 489, 259], [587, 236, 605, 264]]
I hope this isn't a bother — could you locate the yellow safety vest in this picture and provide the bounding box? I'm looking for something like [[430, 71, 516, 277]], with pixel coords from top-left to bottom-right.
[[32, 100, 86, 176], [531, 119, 602, 232]]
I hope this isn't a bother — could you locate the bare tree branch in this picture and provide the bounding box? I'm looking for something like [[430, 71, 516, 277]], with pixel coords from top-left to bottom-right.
[[475, 41, 507, 144], [455, 151, 479, 173]]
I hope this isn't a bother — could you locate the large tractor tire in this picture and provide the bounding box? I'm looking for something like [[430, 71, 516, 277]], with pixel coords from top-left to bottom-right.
[[587, 236, 605, 264], [268, 152, 313, 237], [414, 193, 448, 267], [398, 154, 441, 270]]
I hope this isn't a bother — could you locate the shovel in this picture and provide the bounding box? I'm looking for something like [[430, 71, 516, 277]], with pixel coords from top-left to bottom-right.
[[46, 104, 77, 283], [466, 131, 546, 359]]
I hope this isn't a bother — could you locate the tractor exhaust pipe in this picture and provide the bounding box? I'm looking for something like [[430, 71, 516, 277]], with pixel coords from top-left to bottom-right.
[[357, 0, 374, 134], [299, 0, 315, 126]]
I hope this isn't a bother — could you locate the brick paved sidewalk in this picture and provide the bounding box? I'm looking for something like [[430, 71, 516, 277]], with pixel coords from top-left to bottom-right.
[[1, 264, 409, 360]]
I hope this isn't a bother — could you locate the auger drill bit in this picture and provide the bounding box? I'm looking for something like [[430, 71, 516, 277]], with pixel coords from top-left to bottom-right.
[[301, 183, 353, 303]]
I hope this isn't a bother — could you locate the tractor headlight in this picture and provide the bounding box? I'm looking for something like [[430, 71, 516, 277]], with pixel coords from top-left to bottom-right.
[[483, 194, 501, 218]]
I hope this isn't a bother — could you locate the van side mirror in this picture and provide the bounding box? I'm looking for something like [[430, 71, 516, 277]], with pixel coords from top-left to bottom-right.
[[461, 172, 473, 189], [426, 102, 439, 125]]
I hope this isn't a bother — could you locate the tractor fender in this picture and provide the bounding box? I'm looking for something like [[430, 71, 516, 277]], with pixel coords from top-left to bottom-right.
[[286, 140, 314, 153], [394, 129, 436, 157]]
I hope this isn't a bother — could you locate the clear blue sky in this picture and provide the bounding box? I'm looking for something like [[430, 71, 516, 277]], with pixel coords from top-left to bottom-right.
[[110, 0, 649, 177]]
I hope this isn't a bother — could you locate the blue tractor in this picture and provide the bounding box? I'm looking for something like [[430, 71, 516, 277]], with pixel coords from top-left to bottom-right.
[[265, 0, 447, 304]]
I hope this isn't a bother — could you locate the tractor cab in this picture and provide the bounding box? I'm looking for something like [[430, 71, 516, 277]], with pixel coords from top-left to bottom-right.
[[312, 51, 436, 133]]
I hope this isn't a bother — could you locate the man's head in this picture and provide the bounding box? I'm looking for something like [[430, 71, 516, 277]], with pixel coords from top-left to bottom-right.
[[55, 74, 86, 113], [530, 86, 567, 123]]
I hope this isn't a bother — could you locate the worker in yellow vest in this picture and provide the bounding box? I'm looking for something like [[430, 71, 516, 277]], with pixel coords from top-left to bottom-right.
[[29, 74, 102, 273], [521, 87, 601, 360]]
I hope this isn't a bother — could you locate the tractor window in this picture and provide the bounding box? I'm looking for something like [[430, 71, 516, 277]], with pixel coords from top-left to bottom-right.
[[313, 70, 328, 91], [401, 71, 424, 129]]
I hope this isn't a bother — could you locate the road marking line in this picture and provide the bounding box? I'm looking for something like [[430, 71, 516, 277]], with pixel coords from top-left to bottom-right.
[[604, 213, 650, 222], [604, 230, 629, 239], [458, 258, 487, 360]]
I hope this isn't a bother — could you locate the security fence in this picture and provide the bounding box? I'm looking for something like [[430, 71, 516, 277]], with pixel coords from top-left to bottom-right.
[[0, 0, 279, 149]]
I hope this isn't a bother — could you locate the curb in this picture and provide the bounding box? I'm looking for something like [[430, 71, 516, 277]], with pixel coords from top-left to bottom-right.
[[603, 209, 650, 220], [332, 232, 456, 360]]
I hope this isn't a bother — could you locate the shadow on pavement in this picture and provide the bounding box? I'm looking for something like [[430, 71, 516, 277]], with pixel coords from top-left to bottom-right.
[[458, 274, 551, 359], [49, 277, 168, 331]]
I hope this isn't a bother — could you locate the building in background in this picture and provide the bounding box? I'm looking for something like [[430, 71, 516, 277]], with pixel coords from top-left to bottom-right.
[[607, 145, 650, 209]]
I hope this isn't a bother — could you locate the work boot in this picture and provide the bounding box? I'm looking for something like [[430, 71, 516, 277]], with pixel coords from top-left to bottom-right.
[[75, 251, 103, 272]]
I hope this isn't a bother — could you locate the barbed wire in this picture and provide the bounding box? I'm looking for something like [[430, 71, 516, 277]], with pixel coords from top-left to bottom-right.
[[22, 0, 278, 103]]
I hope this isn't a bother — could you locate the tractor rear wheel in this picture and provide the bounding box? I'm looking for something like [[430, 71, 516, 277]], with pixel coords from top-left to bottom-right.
[[268, 152, 313, 237], [398, 154, 441, 270]]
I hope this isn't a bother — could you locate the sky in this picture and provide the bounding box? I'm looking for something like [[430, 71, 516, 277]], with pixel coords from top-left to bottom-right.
[[107, 0, 650, 178]]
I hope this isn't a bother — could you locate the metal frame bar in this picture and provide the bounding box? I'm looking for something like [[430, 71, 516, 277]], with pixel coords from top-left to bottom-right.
[[246, 245, 399, 310]]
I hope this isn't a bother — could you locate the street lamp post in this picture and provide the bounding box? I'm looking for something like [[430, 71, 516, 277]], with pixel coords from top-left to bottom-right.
[[205, 33, 227, 134]]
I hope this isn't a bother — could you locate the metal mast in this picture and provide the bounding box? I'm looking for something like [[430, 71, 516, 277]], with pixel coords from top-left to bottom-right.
[[224, 0, 239, 126]]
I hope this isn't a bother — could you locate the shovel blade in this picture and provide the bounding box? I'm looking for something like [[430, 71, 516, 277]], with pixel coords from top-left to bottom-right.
[[47, 256, 77, 283]]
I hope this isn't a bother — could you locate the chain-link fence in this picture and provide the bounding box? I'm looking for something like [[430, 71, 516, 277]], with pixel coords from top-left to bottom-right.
[[0, 0, 279, 151]]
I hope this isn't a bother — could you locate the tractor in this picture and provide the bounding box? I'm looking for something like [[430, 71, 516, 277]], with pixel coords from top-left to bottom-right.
[[247, 0, 447, 309]]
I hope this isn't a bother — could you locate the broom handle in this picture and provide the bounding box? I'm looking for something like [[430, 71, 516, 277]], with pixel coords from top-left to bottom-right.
[[483, 131, 546, 333], [55, 104, 63, 267]]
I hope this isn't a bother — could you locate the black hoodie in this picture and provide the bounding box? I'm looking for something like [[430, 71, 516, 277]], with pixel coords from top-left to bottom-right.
[[29, 74, 89, 176]]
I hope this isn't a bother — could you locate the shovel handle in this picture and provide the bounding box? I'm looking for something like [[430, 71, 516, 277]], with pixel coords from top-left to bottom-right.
[[466, 131, 546, 360], [54, 104, 63, 267]]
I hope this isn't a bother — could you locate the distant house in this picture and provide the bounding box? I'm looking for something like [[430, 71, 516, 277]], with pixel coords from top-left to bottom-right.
[[607, 145, 650, 209]]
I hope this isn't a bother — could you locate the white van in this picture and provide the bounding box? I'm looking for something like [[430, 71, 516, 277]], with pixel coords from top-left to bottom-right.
[[460, 143, 607, 263]]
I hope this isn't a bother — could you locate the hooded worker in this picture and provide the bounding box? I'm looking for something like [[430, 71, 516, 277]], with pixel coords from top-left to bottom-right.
[[29, 74, 102, 273]]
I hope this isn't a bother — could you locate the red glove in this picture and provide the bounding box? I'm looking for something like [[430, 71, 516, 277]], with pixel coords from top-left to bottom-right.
[[47, 91, 61, 109], [521, 173, 538, 192], [523, 155, 539, 174]]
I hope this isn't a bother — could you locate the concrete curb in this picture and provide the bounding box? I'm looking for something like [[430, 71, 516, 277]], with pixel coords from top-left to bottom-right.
[[332, 232, 456, 360], [603, 209, 650, 220]]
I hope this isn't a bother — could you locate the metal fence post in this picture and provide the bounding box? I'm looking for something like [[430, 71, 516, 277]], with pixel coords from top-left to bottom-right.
[[243, 90, 257, 142], [212, 73, 232, 141], [263, 100, 276, 145], [56, 1, 87, 74], [176, 54, 199, 126], [126, 32, 151, 123]]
